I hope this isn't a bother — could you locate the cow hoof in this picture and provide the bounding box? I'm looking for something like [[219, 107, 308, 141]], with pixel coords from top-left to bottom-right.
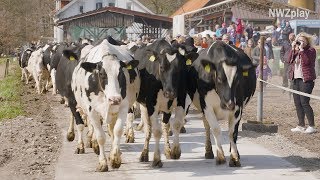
[[96, 161, 108, 172], [216, 157, 226, 165], [151, 160, 163, 168], [170, 146, 181, 159], [139, 150, 149, 162], [229, 155, 241, 167], [164, 149, 171, 159], [66, 131, 75, 142], [205, 151, 214, 159], [180, 126, 186, 133], [168, 130, 173, 136], [125, 136, 134, 143], [60, 98, 65, 104], [110, 156, 122, 169], [75, 148, 85, 154], [92, 140, 100, 155]]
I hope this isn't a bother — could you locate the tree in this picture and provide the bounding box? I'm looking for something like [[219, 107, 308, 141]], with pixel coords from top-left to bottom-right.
[[0, 0, 55, 54]]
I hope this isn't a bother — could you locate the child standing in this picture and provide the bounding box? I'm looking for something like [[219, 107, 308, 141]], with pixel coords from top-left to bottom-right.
[[256, 56, 272, 87]]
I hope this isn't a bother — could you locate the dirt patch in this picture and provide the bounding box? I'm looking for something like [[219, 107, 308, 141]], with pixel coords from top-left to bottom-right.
[[240, 76, 320, 176], [0, 83, 61, 180]]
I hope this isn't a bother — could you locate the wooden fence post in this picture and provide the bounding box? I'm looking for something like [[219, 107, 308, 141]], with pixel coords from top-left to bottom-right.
[[4, 58, 9, 77]]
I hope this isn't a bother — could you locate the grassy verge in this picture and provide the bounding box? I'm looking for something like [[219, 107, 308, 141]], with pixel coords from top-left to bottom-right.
[[0, 60, 24, 120]]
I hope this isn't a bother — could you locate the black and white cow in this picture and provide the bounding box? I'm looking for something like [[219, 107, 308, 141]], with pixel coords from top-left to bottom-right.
[[71, 39, 140, 172], [26, 46, 51, 94], [189, 41, 256, 166], [134, 39, 198, 167], [55, 43, 92, 154], [19, 45, 36, 83]]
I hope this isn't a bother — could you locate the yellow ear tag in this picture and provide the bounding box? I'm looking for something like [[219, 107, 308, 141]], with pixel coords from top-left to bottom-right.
[[69, 56, 75, 61], [126, 65, 132, 70], [149, 55, 155, 62], [243, 71, 248, 77], [186, 59, 192, 65], [204, 64, 211, 73]]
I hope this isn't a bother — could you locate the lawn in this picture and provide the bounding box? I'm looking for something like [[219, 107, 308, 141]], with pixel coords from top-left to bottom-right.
[[0, 60, 24, 120]]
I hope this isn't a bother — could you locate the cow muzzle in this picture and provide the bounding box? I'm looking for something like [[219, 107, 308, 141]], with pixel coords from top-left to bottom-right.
[[108, 96, 122, 105], [163, 91, 176, 100]]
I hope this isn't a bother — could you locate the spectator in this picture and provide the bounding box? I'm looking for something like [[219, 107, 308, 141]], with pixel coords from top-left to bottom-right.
[[252, 27, 261, 46], [212, 34, 217, 42], [281, 20, 292, 42], [215, 24, 221, 38], [206, 34, 214, 46], [312, 33, 319, 46], [245, 24, 253, 40], [265, 37, 274, 61], [244, 39, 254, 60], [238, 35, 247, 49], [236, 19, 243, 43], [220, 23, 227, 37], [280, 33, 295, 88], [251, 39, 266, 65], [256, 56, 272, 87], [201, 37, 209, 48], [227, 23, 236, 44], [222, 34, 233, 45], [288, 33, 317, 134]]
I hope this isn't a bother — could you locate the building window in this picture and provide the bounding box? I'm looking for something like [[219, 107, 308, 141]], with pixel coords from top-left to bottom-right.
[[79, 5, 84, 13], [96, 2, 103, 9], [109, 3, 115, 7], [126, 2, 132, 10]]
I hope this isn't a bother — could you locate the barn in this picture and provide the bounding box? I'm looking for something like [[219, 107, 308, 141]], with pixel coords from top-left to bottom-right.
[[54, 0, 172, 42]]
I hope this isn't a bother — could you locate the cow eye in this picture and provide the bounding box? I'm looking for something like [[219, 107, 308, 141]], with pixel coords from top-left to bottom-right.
[[160, 66, 165, 72]]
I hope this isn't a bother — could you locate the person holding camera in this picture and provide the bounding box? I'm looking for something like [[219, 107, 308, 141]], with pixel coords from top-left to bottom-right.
[[288, 33, 317, 134]]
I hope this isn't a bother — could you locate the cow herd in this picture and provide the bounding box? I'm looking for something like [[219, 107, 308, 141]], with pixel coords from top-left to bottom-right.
[[18, 36, 256, 172]]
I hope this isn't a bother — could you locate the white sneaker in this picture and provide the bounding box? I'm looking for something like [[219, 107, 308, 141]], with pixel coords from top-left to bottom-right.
[[291, 126, 305, 132], [304, 126, 317, 134]]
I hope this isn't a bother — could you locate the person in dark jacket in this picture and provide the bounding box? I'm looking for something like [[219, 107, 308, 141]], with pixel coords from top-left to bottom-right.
[[281, 21, 293, 42], [280, 33, 295, 87], [288, 33, 317, 134]]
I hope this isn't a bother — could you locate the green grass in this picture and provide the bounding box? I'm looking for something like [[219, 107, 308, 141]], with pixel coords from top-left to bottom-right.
[[0, 60, 24, 120]]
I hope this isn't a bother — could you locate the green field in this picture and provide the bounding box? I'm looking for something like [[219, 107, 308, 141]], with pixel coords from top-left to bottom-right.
[[0, 60, 24, 120]]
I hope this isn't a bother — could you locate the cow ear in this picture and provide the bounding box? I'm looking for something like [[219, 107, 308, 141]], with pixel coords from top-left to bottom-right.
[[185, 52, 199, 65], [201, 60, 215, 73], [127, 60, 139, 69], [146, 50, 157, 62], [63, 50, 78, 61], [81, 62, 102, 72]]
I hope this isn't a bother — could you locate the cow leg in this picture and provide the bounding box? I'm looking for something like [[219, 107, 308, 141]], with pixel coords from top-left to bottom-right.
[[125, 108, 135, 143], [21, 68, 25, 81], [202, 116, 214, 159], [90, 112, 108, 172], [139, 105, 151, 162], [51, 69, 57, 95], [150, 111, 163, 168], [86, 123, 93, 148], [66, 114, 75, 141], [170, 106, 185, 159], [69, 100, 85, 154], [203, 107, 225, 165], [109, 106, 127, 169], [162, 112, 171, 159], [34, 73, 41, 94], [135, 117, 144, 131], [228, 109, 241, 167]]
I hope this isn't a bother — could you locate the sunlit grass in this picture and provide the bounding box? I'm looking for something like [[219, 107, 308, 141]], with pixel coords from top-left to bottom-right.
[[0, 60, 24, 120]]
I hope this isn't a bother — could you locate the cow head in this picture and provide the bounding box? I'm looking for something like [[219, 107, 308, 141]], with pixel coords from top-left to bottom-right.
[[200, 41, 253, 110], [145, 45, 197, 100], [81, 55, 139, 106]]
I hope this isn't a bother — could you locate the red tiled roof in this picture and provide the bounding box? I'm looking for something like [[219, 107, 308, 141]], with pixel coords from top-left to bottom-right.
[[170, 0, 210, 17]]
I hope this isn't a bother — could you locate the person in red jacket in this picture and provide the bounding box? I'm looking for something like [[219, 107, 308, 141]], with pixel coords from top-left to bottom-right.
[[288, 33, 317, 134], [236, 19, 243, 44]]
